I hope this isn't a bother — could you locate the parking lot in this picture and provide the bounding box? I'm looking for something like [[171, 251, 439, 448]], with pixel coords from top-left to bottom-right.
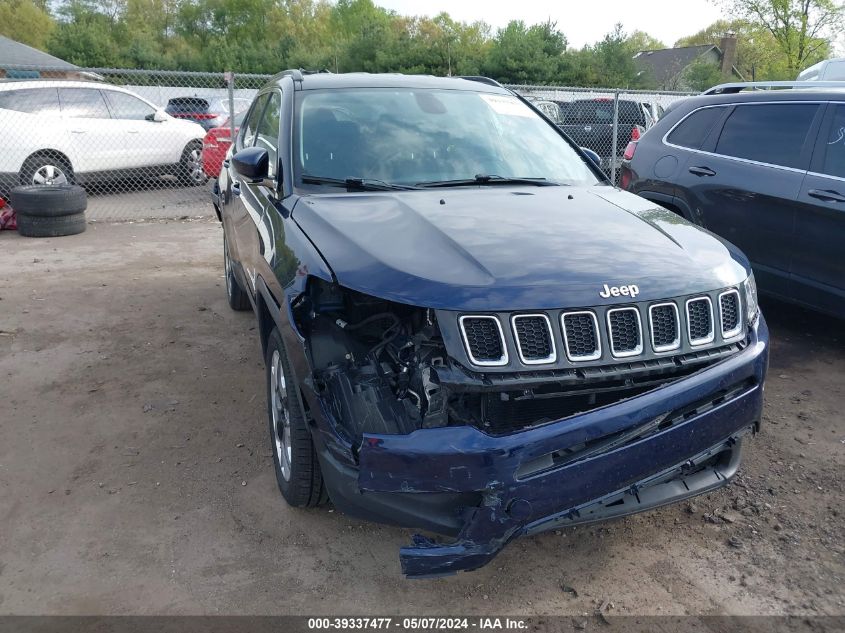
[[0, 218, 843, 617]]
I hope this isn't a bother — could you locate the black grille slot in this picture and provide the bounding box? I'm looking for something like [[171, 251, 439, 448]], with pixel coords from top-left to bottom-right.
[[687, 298, 714, 344], [608, 308, 641, 356], [513, 315, 554, 362], [460, 316, 505, 364], [720, 291, 740, 335], [650, 303, 679, 351], [562, 312, 600, 360]]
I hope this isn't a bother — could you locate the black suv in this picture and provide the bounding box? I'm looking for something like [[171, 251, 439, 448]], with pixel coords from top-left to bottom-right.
[[622, 83, 845, 318], [217, 71, 767, 577], [559, 98, 660, 176]]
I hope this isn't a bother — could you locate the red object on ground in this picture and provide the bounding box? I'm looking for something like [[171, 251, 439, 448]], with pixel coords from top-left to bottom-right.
[[0, 199, 17, 231], [202, 120, 240, 178]]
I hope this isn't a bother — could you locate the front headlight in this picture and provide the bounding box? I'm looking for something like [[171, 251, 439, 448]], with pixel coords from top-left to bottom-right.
[[742, 273, 759, 325]]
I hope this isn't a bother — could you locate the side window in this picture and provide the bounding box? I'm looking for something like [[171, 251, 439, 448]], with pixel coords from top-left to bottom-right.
[[819, 105, 845, 178], [714, 103, 819, 169], [59, 88, 111, 119], [667, 107, 726, 149], [0, 88, 60, 115], [255, 91, 282, 177], [238, 94, 269, 151], [105, 91, 156, 120]]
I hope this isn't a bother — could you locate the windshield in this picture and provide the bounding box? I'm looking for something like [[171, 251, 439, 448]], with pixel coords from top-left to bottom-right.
[[294, 88, 598, 188]]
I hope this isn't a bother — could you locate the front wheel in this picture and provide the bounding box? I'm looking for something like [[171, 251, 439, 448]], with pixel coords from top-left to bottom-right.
[[178, 141, 207, 186], [265, 327, 328, 507]]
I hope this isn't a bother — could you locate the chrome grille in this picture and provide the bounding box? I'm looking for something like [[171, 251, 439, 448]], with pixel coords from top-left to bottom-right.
[[561, 311, 601, 361], [512, 314, 555, 364], [649, 302, 680, 352], [459, 316, 507, 366], [607, 307, 643, 357], [719, 290, 741, 338], [686, 297, 714, 345]]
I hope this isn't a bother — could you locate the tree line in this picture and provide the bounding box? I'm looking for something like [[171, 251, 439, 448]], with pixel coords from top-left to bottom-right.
[[1, 0, 842, 87]]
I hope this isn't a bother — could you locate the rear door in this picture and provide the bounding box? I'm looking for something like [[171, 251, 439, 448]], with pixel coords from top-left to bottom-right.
[[674, 101, 823, 299], [794, 103, 845, 315]]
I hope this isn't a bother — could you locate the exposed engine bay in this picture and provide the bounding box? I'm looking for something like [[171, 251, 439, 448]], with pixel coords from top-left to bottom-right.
[[294, 280, 742, 441], [296, 280, 450, 440]]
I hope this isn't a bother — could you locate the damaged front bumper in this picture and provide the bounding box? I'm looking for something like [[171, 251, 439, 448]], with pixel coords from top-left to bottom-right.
[[314, 317, 768, 578]]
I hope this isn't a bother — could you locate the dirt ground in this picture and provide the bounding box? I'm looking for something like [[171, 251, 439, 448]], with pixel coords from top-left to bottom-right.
[[0, 219, 843, 616]]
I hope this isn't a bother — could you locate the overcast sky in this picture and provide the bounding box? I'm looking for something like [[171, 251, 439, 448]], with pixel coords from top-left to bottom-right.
[[376, 0, 725, 49]]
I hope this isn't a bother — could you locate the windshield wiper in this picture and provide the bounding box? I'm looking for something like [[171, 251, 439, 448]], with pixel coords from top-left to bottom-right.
[[301, 175, 419, 191], [416, 174, 561, 188]]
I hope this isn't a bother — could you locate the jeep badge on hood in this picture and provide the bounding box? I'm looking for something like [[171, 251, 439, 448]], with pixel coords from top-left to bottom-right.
[[599, 283, 640, 298]]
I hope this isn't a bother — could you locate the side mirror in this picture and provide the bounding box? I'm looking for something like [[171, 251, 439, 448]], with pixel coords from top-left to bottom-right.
[[581, 147, 601, 168], [146, 109, 168, 122], [232, 146, 270, 182]]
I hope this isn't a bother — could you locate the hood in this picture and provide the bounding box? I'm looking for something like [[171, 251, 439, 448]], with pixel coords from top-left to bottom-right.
[[293, 186, 750, 311]]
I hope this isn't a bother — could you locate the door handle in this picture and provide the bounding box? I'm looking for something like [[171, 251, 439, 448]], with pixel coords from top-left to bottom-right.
[[232, 183, 241, 197], [808, 188, 845, 203], [127, 130, 139, 134], [689, 166, 716, 177], [70, 130, 85, 134]]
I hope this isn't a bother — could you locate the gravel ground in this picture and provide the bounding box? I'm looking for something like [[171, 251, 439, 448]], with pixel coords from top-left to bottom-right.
[[0, 220, 843, 616], [83, 181, 214, 222]]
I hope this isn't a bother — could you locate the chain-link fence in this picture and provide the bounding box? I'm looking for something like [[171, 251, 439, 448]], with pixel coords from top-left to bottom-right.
[[0, 66, 694, 221]]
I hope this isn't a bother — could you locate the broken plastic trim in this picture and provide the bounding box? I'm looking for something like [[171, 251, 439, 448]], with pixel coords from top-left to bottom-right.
[[400, 428, 752, 578]]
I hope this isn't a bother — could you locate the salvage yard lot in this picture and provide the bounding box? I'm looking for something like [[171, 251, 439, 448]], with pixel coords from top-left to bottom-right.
[[0, 220, 843, 616]]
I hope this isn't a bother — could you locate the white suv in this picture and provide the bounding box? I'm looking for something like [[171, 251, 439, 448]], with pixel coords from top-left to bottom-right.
[[0, 80, 207, 193]]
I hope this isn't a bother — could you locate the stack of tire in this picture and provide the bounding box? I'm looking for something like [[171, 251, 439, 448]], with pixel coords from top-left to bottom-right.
[[10, 185, 87, 238]]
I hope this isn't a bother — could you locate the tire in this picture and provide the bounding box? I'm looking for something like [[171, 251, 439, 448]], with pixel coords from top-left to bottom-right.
[[17, 212, 86, 238], [224, 233, 250, 311], [178, 141, 207, 187], [20, 152, 75, 187], [266, 327, 328, 508], [10, 184, 87, 217]]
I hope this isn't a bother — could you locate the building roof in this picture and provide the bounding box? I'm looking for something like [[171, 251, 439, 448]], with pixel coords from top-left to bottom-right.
[[0, 35, 77, 69], [634, 45, 720, 86]]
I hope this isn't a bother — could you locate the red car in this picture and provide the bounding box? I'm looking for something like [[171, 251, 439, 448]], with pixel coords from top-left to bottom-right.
[[202, 110, 247, 178]]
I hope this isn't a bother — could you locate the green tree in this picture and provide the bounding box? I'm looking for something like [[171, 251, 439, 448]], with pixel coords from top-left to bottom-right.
[[483, 20, 567, 84], [0, 0, 55, 50], [718, 0, 842, 74], [48, 0, 126, 67], [588, 24, 653, 88], [678, 19, 796, 79], [683, 58, 725, 90]]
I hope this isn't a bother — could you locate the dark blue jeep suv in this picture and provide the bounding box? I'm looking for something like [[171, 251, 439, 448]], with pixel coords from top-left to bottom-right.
[[622, 83, 845, 318], [215, 71, 768, 578]]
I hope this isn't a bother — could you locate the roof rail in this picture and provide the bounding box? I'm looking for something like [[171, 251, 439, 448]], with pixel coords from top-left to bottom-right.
[[271, 68, 333, 84], [277, 69, 304, 82], [702, 80, 845, 95], [456, 76, 504, 88]]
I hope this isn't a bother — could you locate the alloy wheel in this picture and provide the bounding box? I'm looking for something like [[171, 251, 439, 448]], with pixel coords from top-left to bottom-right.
[[185, 148, 204, 184], [270, 349, 292, 481], [32, 164, 69, 186]]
